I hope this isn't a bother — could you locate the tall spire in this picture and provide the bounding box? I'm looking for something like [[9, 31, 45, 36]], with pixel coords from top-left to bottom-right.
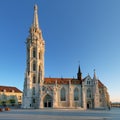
[[78, 65, 81, 74], [77, 65, 82, 81], [93, 69, 97, 80], [33, 4, 39, 28]]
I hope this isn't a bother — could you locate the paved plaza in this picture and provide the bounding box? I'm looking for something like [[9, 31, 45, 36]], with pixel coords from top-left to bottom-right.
[[0, 108, 120, 120]]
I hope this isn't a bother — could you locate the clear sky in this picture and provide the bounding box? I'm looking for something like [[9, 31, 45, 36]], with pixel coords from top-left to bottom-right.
[[0, 0, 120, 102]]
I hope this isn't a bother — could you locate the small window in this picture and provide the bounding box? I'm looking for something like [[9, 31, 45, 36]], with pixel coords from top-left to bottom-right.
[[18, 96, 21, 100], [33, 98, 35, 103], [33, 76, 36, 83], [33, 62, 36, 71], [33, 48, 36, 58], [32, 87, 35, 95], [87, 81, 90, 85], [39, 52, 42, 60]]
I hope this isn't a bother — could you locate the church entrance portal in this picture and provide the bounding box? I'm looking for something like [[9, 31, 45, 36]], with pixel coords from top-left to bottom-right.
[[87, 101, 91, 109], [43, 94, 53, 108]]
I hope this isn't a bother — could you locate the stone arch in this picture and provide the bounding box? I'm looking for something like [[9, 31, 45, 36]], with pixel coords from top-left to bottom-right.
[[33, 61, 36, 71], [32, 75, 36, 83], [32, 47, 36, 58], [87, 101, 91, 109], [43, 94, 53, 108]]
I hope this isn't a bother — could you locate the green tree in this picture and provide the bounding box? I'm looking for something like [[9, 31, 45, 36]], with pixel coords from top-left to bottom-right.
[[9, 99, 15, 106]]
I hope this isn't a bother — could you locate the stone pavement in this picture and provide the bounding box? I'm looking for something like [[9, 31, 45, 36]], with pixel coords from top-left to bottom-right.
[[0, 108, 120, 120]]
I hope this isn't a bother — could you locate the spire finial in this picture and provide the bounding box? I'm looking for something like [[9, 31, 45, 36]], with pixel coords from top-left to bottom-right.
[[34, 4, 38, 11], [93, 69, 97, 80], [33, 4, 39, 28], [78, 65, 81, 73], [77, 64, 82, 80], [78, 61, 81, 73]]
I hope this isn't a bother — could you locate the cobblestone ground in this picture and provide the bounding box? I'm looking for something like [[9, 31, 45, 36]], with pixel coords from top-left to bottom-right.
[[0, 108, 120, 120]]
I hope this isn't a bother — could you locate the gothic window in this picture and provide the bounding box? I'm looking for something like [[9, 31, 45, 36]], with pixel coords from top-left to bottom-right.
[[33, 62, 36, 71], [32, 87, 35, 95], [18, 96, 21, 100], [33, 48, 36, 58], [60, 87, 66, 101], [24, 90, 27, 96], [39, 65, 41, 72], [38, 66, 42, 83], [33, 76, 36, 84], [27, 48, 30, 61], [87, 88, 91, 98], [38, 70, 42, 83], [27, 62, 30, 72], [87, 81, 90, 85], [39, 52, 42, 60], [33, 98, 35, 103], [74, 87, 79, 101]]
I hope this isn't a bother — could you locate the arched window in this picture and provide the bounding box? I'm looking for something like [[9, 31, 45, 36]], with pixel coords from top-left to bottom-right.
[[74, 87, 79, 101], [60, 87, 66, 101], [39, 52, 42, 60], [33, 76, 36, 83], [38, 66, 42, 83], [87, 88, 91, 98], [33, 62, 36, 71], [33, 98, 35, 103], [32, 87, 35, 95], [33, 48, 36, 58]]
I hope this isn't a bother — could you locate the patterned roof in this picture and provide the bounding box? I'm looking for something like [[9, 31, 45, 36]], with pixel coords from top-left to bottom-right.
[[0, 86, 22, 93], [98, 80, 104, 88], [44, 77, 105, 88], [44, 78, 82, 84]]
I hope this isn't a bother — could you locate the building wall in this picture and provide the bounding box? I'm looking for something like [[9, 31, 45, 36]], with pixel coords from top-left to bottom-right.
[[40, 83, 83, 109], [0, 91, 22, 106]]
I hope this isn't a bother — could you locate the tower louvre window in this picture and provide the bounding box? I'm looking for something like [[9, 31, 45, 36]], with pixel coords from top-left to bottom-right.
[[33, 98, 35, 103], [39, 52, 42, 60], [33, 76, 36, 83], [33, 62, 36, 71], [32, 87, 35, 95], [33, 48, 36, 58]]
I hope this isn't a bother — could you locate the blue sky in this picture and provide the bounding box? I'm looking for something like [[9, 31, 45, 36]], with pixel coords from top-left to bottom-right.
[[0, 0, 120, 102]]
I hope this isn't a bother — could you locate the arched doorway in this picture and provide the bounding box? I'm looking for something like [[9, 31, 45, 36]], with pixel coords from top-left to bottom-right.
[[87, 101, 91, 109], [43, 94, 53, 108]]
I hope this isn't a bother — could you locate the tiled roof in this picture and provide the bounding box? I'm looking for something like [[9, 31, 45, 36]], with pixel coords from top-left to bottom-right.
[[0, 86, 22, 93], [98, 80, 104, 88], [44, 78, 82, 84]]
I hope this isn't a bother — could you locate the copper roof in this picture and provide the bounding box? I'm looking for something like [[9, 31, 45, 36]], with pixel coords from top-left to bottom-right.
[[0, 86, 22, 93]]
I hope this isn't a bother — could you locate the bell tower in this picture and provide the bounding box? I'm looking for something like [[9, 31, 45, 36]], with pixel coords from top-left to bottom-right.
[[22, 4, 45, 108]]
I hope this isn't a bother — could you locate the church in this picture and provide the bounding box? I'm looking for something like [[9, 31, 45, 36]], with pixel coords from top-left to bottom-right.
[[22, 5, 110, 109]]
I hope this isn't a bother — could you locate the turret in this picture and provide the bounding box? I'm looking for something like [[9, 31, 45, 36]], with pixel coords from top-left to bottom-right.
[[77, 65, 82, 81], [93, 69, 97, 80]]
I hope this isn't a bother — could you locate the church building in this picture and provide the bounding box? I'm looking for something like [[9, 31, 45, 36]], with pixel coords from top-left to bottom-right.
[[22, 5, 110, 109]]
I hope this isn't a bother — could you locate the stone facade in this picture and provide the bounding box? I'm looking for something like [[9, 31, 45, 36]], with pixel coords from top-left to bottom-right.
[[0, 86, 22, 106], [22, 5, 110, 109]]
